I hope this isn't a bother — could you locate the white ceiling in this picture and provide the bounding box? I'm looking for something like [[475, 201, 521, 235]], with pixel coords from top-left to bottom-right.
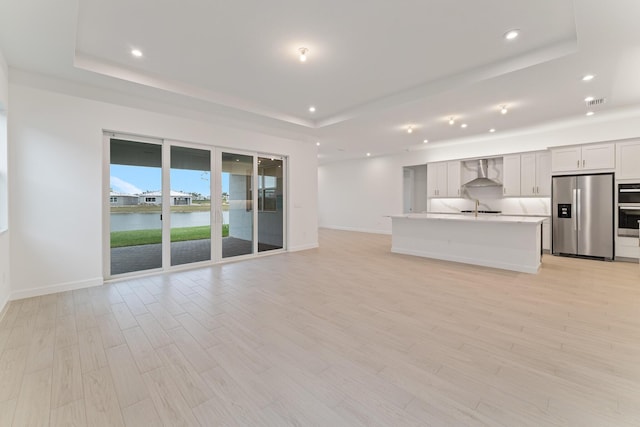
[[2, 0, 640, 163]]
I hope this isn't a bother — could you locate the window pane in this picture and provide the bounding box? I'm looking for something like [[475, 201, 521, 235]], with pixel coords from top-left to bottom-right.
[[170, 146, 211, 266], [109, 139, 162, 275], [222, 152, 253, 258], [257, 157, 283, 252]]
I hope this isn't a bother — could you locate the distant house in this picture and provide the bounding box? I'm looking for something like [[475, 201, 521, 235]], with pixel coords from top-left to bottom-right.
[[109, 191, 139, 206], [138, 190, 192, 206]]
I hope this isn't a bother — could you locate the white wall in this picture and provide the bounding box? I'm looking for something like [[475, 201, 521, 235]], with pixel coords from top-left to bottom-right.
[[0, 48, 9, 317], [319, 108, 640, 235], [8, 77, 318, 300]]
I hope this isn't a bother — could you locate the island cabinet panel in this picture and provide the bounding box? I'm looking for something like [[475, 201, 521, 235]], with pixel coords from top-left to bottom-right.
[[551, 143, 614, 173], [616, 140, 640, 179], [391, 214, 545, 274], [502, 154, 521, 196]]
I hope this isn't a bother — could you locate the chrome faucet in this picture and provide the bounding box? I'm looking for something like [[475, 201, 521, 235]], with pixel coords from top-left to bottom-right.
[[474, 199, 480, 217]]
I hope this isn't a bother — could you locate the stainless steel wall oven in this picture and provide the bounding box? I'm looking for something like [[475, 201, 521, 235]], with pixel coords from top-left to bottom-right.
[[618, 183, 640, 237]]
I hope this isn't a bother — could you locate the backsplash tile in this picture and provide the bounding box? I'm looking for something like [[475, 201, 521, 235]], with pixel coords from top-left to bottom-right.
[[429, 195, 550, 216]]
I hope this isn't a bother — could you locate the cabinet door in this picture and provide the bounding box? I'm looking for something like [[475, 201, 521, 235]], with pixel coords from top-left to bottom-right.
[[535, 151, 551, 196], [427, 162, 447, 197], [435, 163, 447, 197], [446, 161, 461, 197], [551, 146, 581, 172], [427, 163, 438, 197], [502, 155, 521, 196], [616, 140, 640, 179], [519, 153, 536, 196], [581, 143, 615, 170]]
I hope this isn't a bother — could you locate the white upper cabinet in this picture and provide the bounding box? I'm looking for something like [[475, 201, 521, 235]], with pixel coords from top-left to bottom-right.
[[535, 151, 551, 196], [427, 161, 461, 198], [446, 161, 461, 197], [427, 162, 447, 197], [551, 146, 581, 172], [521, 151, 551, 196], [551, 143, 614, 173], [502, 155, 521, 196], [520, 153, 536, 196], [616, 140, 640, 180], [581, 143, 615, 170]]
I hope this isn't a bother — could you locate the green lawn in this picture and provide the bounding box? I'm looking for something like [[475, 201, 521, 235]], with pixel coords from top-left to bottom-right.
[[110, 225, 229, 248]]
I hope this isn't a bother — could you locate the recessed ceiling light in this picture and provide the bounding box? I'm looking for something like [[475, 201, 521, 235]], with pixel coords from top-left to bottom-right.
[[584, 96, 595, 102], [489, 128, 496, 133], [299, 47, 308, 62], [582, 74, 595, 82], [461, 123, 468, 128], [309, 106, 316, 113], [366, 152, 371, 157], [407, 126, 413, 134], [316, 141, 320, 146], [586, 111, 595, 116], [500, 105, 508, 114], [131, 49, 143, 57], [423, 139, 429, 144], [448, 117, 455, 125], [504, 29, 520, 40]]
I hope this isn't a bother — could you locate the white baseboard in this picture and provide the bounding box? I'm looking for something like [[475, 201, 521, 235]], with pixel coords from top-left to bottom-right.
[[10, 276, 104, 301], [320, 225, 392, 235], [288, 242, 319, 252]]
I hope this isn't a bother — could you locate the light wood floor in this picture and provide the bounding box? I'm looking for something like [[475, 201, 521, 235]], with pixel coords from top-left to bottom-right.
[[1, 228, 640, 426]]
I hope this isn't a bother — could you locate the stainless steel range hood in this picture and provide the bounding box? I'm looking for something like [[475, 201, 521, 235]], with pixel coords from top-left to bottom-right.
[[463, 159, 502, 187]]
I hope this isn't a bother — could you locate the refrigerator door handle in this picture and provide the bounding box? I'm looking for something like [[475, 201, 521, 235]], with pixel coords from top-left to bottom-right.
[[576, 188, 581, 231], [572, 188, 578, 231]]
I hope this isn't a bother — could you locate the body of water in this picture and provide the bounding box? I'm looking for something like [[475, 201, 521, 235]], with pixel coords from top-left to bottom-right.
[[111, 211, 228, 232]]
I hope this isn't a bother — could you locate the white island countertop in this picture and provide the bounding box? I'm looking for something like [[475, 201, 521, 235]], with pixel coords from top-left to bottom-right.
[[390, 213, 545, 273], [389, 213, 547, 224]]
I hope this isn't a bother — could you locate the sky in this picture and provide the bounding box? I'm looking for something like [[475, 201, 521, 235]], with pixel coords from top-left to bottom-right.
[[110, 165, 229, 196]]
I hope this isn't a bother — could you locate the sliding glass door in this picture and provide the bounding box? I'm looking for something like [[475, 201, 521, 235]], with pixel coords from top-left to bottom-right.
[[170, 145, 212, 266], [109, 138, 163, 275], [257, 156, 284, 252], [220, 152, 254, 259], [105, 135, 286, 278]]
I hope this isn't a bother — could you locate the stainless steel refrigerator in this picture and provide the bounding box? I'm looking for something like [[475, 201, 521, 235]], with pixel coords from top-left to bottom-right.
[[552, 173, 614, 260]]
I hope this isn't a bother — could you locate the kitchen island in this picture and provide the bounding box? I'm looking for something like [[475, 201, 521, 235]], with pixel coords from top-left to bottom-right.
[[390, 213, 546, 273]]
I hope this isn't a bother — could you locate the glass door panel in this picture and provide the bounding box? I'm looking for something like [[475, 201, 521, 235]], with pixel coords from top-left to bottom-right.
[[109, 139, 162, 275], [170, 146, 211, 266], [221, 152, 254, 258], [257, 157, 284, 252]]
